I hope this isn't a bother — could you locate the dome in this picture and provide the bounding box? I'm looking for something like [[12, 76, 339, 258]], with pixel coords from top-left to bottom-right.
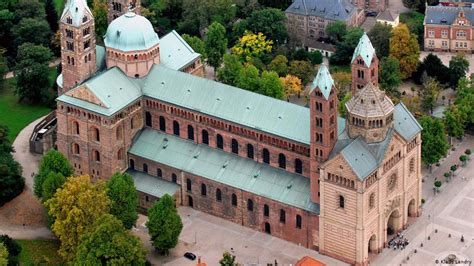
[[346, 83, 394, 118], [104, 12, 159, 52]]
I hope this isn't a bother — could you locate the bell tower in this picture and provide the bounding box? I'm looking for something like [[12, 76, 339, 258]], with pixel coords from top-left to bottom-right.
[[108, 0, 141, 23], [351, 32, 378, 96], [59, 0, 96, 94], [309, 64, 338, 203]]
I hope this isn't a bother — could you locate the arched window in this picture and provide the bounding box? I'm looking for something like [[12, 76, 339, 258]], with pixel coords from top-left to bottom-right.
[[216, 189, 222, 202], [409, 158, 415, 173], [231, 193, 237, 207], [72, 143, 80, 155], [231, 139, 239, 154], [117, 148, 124, 160], [202, 130, 209, 145], [263, 204, 269, 217], [131, 117, 135, 129], [145, 112, 152, 127], [278, 153, 286, 169], [173, 121, 180, 136], [92, 127, 100, 142], [187, 125, 194, 140], [72, 121, 79, 135], [279, 209, 286, 223], [186, 178, 192, 191], [369, 193, 375, 209], [295, 159, 303, 174], [216, 134, 224, 149], [129, 159, 135, 170], [247, 144, 254, 159], [263, 148, 270, 164], [339, 195, 345, 208], [201, 183, 207, 196], [143, 163, 148, 173], [247, 199, 254, 211], [296, 215, 302, 229], [116, 126, 123, 140], [159, 116, 166, 131], [93, 150, 100, 162], [172, 173, 177, 183], [157, 168, 162, 177]]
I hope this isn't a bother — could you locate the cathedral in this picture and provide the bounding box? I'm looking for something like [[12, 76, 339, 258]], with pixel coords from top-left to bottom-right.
[[55, 0, 422, 264]]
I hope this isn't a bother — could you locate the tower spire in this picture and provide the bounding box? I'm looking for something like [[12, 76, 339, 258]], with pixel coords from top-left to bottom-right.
[[351, 32, 378, 95]]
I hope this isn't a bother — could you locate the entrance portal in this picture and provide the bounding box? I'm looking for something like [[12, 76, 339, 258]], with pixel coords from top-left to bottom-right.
[[387, 209, 402, 237], [264, 222, 271, 234], [368, 234, 377, 254], [188, 195, 193, 208], [408, 199, 416, 217]]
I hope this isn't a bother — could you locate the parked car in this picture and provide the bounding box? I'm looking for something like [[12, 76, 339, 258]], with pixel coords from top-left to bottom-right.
[[366, 11, 377, 17], [184, 252, 197, 260]]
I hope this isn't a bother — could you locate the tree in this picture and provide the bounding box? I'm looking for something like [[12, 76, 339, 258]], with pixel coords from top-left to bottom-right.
[[243, 8, 287, 45], [44, 175, 110, 261], [74, 214, 146, 265], [106, 172, 138, 230], [379, 57, 402, 97], [205, 22, 227, 71], [403, 0, 439, 13], [399, 11, 425, 46], [308, 50, 323, 65], [389, 24, 420, 79], [455, 78, 474, 128], [434, 180, 442, 192], [465, 149, 471, 160], [0, 125, 24, 207], [338, 92, 352, 117], [280, 74, 302, 99], [292, 48, 309, 61], [219, 251, 237, 266], [0, 49, 7, 84], [0, 235, 21, 265], [146, 194, 183, 255], [182, 34, 206, 58], [325, 21, 347, 43], [330, 27, 364, 65], [419, 116, 449, 169], [92, 0, 108, 37], [34, 149, 73, 198], [259, 70, 284, 99], [257, 0, 292, 10], [179, 0, 236, 36], [231, 31, 273, 62], [268, 55, 288, 76], [217, 54, 244, 86], [14, 0, 45, 20], [368, 22, 392, 58], [421, 77, 441, 114], [449, 53, 469, 89], [460, 155, 467, 167], [235, 0, 260, 19], [0, 243, 7, 266], [450, 164, 457, 176], [422, 53, 449, 84], [15, 43, 52, 67], [44, 0, 58, 33], [443, 106, 464, 144], [41, 172, 66, 202], [288, 60, 315, 85], [142, 0, 184, 33], [332, 71, 351, 99], [236, 64, 260, 92], [12, 18, 51, 48]]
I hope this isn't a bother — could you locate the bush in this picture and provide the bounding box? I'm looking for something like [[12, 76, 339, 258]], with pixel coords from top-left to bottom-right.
[[308, 50, 323, 65], [434, 180, 442, 188], [0, 234, 21, 265]]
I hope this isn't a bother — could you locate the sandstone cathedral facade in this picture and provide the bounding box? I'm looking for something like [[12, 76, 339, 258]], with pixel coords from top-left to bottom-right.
[[55, 0, 422, 264]]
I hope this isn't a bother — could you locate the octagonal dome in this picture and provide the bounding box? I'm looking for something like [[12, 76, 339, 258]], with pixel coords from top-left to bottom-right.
[[346, 83, 394, 118], [104, 12, 159, 52]]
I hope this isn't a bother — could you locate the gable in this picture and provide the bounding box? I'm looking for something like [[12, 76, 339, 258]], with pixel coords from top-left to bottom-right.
[[323, 153, 360, 183], [379, 131, 405, 165], [66, 85, 107, 108]]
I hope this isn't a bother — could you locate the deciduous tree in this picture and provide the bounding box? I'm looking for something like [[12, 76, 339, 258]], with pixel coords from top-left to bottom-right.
[[308, 50, 323, 65], [44, 0, 58, 33], [338, 92, 352, 117], [146, 194, 182, 255], [449, 53, 469, 89], [443, 106, 464, 144], [205, 21, 227, 71], [421, 77, 441, 114], [0, 125, 24, 207], [243, 8, 287, 45], [92, 0, 108, 37], [288, 60, 315, 85], [219, 251, 237, 266], [41, 172, 66, 202], [34, 149, 73, 198], [455, 78, 474, 127], [259, 70, 284, 99], [217, 54, 244, 86], [0, 243, 8, 266], [368, 22, 392, 58], [379, 57, 402, 97], [12, 18, 51, 48], [389, 24, 419, 79], [268, 55, 288, 76], [330, 27, 364, 65], [332, 71, 351, 99], [106, 172, 138, 230], [182, 34, 206, 58], [231, 31, 273, 62], [419, 116, 449, 169], [280, 74, 302, 99], [74, 214, 146, 265], [45, 175, 110, 261], [325, 21, 347, 43], [0, 234, 21, 265], [236, 64, 260, 92], [179, 0, 235, 36]]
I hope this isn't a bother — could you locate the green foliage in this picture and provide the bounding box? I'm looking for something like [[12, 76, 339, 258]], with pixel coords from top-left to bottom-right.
[[419, 116, 449, 167], [234, 0, 260, 19], [292, 49, 309, 61], [12, 18, 51, 48], [460, 155, 467, 162], [217, 54, 244, 86], [268, 55, 288, 76], [0, 49, 7, 84], [236, 64, 260, 91], [402, 0, 438, 13], [34, 149, 73, 198], [146, 194, 183, 254], [330, 27, 364, 65], [16, 239, 62, 265], [0, 234, 21, 265], [455, 78, 474, 127], [179, 0, 235, 36], [434, 180, 442, 188], [45, 175, 111, 261], [0, 125, 24, 207], [399, 11, 424, 45], [41, 172, 66, 202], [449, 54, 469, 89], [44, 0, 58, 32], [14, 0, 45, 20], [15, 43, 52, 67], [0, 243, 8, 266], [450, 164, 457, 173], [142, 0, 183, 33], [416, 53, 450, 84], [106, 172, 139, 230], [288, 60, 315, 85], [259, 70, 284, 99], [379, 57, 402, 97], [181, 34, 206, 58], [389, 24, 420, 79], [325, 21, 347, 43], [368, 22, 392, 58], [237, 8, 287, 45], [74, 214, 146, 265], [338, 92, 352, 117], [205, 22, 227, 70], [92, 0, 107, 37], [257, 0, 292, 10], [466, 149, 471, 156], [421, 78, 441, 114], [443, 106, 464, 138], [308, 50, 323, 65], [219, 251, 237, 266]]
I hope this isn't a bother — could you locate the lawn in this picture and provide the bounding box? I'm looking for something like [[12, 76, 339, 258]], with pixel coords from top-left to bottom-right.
[[16, 239, 63, 265], [0, 68, 56, 143]]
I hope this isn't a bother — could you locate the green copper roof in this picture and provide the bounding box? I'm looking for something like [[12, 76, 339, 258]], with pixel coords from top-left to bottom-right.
[[351, 32, 376, 67], [394, 102, 422, 141], [129, 129, 320, 214], [143, 65, 311, 144], [340, 137, 378, 180], [310, 64, 334, 100], [61, 0, 92, 27], [104, 12, 159, 52], [127, 170, 180, 198], [159, 30, 201, 71]]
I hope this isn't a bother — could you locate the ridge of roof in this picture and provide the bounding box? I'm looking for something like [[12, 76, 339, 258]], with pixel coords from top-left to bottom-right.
[[351, 32, 376, 67]]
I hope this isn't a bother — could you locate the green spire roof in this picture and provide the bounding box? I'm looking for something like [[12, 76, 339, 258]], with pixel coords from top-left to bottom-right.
[[351, 32, 376, 67], [310, 64, 334, 100], [61, 0, 92, 27]]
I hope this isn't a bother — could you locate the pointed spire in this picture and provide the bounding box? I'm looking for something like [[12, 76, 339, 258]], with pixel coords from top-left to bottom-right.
[[310, 64, 334, 100], [61, 0, 92, 27], [351, 32, 376, 67]]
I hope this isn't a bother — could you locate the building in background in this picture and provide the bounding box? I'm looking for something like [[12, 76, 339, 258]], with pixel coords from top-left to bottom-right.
[[376, 10, 399, 27], [350, 0, 388, 11]]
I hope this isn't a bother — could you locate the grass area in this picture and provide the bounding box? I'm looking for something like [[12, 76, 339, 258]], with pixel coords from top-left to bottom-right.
[[329, 64, 351, 73], [54, 0, 65, 16], [16, 239, 63, 265], [0, 68, 56, 143]]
